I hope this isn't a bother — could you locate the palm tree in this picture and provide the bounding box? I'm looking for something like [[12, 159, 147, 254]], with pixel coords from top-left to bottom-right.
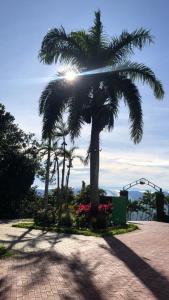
[[38, 134, 52, 206], [39, 121, 68, 205], [65, 147, 84, 188], [39, 10, 164, 213]]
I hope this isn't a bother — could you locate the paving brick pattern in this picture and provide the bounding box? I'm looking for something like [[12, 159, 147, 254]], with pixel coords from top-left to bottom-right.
[[0, 221, 169, 299]]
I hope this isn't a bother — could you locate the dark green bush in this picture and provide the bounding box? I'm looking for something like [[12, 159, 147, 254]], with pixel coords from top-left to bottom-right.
[[59, 210, 73, 227], [93, 212, 111, 229], [34, 206, 56, 226], [75, 214, 89, 228], [76, 185, 107, 204], [20, 187, 43, 218]]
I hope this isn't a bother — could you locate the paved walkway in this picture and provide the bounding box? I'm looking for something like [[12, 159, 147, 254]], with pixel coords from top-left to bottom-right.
[[0, 221, 169, 300]]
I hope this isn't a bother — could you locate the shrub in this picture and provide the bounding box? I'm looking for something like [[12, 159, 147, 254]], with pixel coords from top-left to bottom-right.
[[92, 212, 111, 229], [20, 187, 43, 218], [49, 187, 76, 207], [34, 205, 56, 226], [76, 185, 107, 204], [75, 214, 89, 228], [59, 210, 73, 227]]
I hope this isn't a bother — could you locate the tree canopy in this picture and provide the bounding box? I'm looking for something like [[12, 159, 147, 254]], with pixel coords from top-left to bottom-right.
[[0, 103, 39, 218]]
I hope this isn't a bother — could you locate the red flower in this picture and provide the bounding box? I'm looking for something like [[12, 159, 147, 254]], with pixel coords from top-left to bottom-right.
[[77, 203, 112, 214]]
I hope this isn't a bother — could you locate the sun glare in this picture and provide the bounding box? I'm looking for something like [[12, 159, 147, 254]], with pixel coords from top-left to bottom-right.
[[65, 70, 77, 81]]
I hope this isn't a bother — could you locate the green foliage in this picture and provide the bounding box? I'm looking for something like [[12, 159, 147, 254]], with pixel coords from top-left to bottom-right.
[[74, 185, 112, 229], [0, 245, 13, 258], [0, 104, 39, 218], [127, 190, 160, 221], [33, 188, 77, 228], [49, 187, 76, 206], [34, 205, 56, 226], [0, 151, 36, 218], [20, 187, 43, 218], [59, 210, 73, 227], [75, 209, 112, 230], [76, 185, 107, 204], [75, 214, 88, 228]]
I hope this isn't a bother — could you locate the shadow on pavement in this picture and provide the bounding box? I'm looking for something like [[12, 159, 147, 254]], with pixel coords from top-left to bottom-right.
[[1, 249, 104, 300], [103, 236, 169, 300], [1, 223, 169, 299], [0, 276, 11, 300], [0, 226, 105, 299]]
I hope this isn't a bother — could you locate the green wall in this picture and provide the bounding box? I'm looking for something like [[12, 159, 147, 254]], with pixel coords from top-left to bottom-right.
[[112, 196, 127, 225]]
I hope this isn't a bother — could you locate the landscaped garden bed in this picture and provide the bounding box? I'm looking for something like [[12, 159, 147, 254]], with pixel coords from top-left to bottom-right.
[[12, 222, 138, 237]]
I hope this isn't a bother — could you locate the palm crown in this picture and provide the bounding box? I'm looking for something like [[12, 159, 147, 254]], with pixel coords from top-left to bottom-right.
[[39, 10, 163, 143], [39, 10, 164, 208]]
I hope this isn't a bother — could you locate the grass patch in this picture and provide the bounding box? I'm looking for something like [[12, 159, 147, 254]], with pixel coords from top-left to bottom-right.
[[0, 245, 13, 258], [12, 222, 138, 237]]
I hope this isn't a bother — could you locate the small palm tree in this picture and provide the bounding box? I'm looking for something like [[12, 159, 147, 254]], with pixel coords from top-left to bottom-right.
[[39, 10, 164, 213], [57, 122, 69, 189], [39, 121, 69, 205], [65, 147, 84, 188], [39, 135, 52, 206]]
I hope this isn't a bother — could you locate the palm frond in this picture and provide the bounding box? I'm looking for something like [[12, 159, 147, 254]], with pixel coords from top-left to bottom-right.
[[103, 81, 119, 120], [73, 155, 85, 164], [68, 96, 84, 140], [54, 120, 70, 137], [39, 80, 69, 139], [106, 28, 153, 64], [39, 27, 88, 66], [113, 61, 164, 99], [68, 77, 91, 140], [106, 76, 143, 143], [119, 77, 143, 143], [89, 10, 107, 48]]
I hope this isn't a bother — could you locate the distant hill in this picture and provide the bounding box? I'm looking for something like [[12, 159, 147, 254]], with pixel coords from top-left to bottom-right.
[[36, 188, 169, 200]]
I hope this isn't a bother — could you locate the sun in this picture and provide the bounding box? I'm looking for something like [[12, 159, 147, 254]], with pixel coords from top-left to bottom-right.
[[65, 70, 77, 81]]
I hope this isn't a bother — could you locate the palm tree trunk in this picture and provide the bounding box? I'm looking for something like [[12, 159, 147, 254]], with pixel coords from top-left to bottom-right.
[[56, 157, 60, 190], [61, 137, 66, 189], [44, 135, 51, 206], [66, 165, 71, 188], [90, 119, 100, 214]]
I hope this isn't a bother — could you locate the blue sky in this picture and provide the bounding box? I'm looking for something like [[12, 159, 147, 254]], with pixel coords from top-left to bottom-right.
[[0, 0, 169, 190]]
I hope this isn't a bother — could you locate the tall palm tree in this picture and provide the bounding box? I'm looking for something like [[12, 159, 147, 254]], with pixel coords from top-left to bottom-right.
[[39, 10, 164, 213]]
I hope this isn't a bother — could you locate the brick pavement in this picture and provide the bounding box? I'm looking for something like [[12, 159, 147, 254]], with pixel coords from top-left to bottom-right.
[[0, 221, 169, 299]]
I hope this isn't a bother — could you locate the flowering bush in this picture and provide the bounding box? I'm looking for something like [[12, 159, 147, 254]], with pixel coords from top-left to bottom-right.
[[78, 203, 112, 214], [75, 202, 113, 229]]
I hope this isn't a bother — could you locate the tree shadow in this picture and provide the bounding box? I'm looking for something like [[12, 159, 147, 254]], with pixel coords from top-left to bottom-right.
[[67, 252, 103, 300], [2, 224, 169, 299], [7, 249, 104, 300], [0, 226, 105, 298], [103, 236, 169, 300], [0, 228, 62, 252], [0, 276, 11, 300], [6, 228, 33, 251]]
